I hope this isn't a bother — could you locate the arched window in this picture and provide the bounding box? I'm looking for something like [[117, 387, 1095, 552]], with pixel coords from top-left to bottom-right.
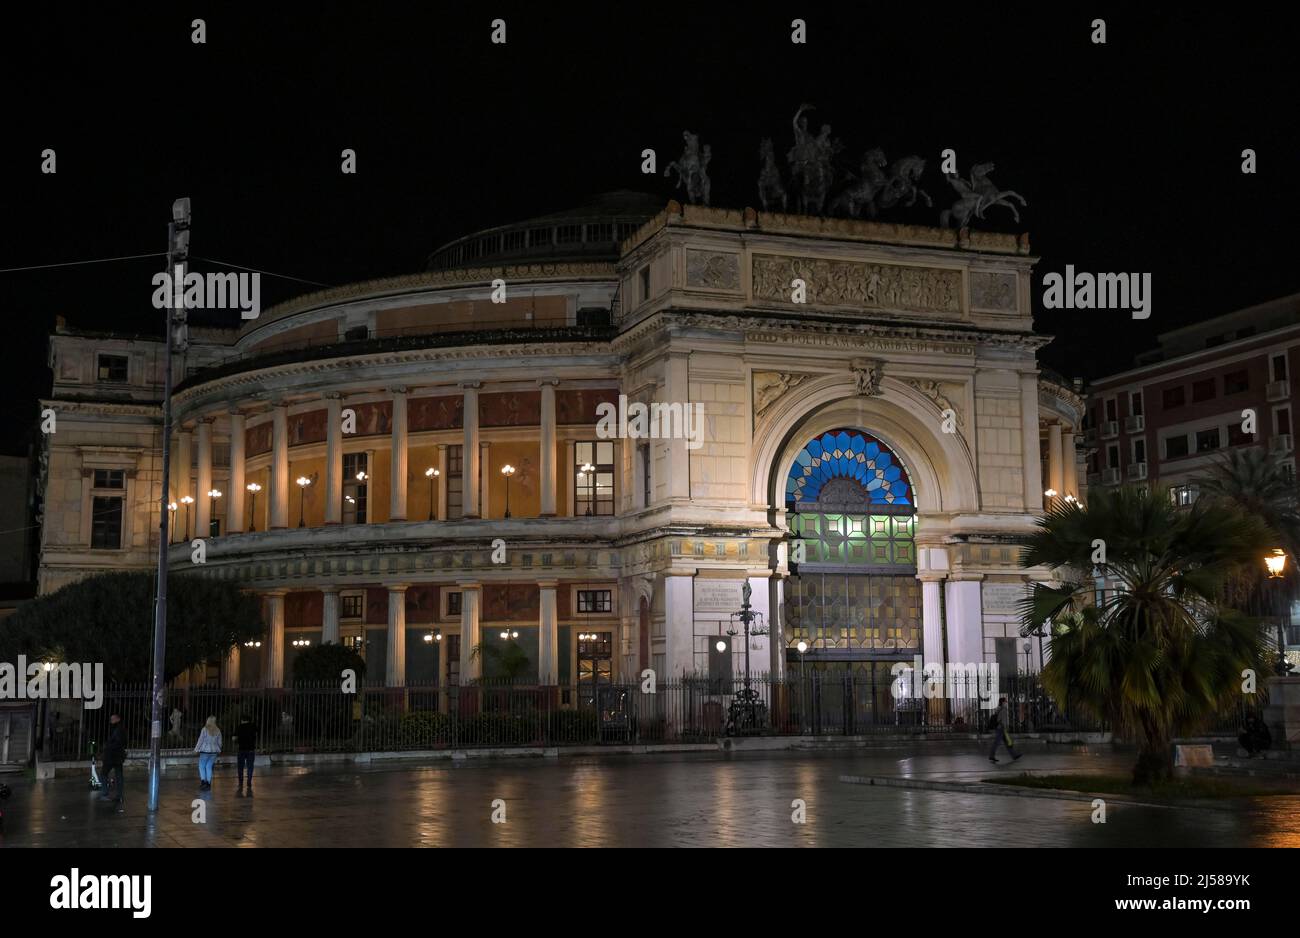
[[786, 429, 912, 510]]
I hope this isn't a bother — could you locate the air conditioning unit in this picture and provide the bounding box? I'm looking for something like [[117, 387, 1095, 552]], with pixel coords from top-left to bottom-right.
[[1272, 434, 1294, 454], [1268, 380, 1290, 402], [1127, 462, 1148, 481], [1125, 415, 1145, 433], [1102, 468, 1122, 485], [1100, 421, 1120, 439]]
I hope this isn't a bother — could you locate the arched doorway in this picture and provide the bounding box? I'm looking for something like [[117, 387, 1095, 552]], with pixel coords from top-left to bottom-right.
[[784, 428, 921, 680]]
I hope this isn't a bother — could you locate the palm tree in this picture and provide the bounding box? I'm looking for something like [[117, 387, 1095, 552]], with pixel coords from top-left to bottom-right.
[[1018, 486, 1272, 784], [470, 640, 532, 682]]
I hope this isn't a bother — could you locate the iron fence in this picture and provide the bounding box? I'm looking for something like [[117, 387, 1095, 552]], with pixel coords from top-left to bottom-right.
[[38, 672, 1249, 763]]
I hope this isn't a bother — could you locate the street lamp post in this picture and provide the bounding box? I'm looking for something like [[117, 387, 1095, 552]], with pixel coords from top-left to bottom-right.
[[725, 581, 770, 734], [246, 482, 261, 531], [425, 467, 439, 521], [1266, 549, 1295, 676], [580, 462, 595, 515], [501, 464, 515, 518], [207, 488, 222, 536], [179, 495, 194, 540], [167, 502, 177, 543], [796, 639, 808, 734], [296, 476, 312, 528]]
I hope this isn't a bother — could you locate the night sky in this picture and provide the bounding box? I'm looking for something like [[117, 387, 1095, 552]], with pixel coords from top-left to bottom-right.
[[2, 5, 1296, 455]]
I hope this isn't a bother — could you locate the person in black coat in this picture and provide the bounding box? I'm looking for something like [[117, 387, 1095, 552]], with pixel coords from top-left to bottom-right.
[[99, 714, 126, 808], [1240, 714, 1272, 757]]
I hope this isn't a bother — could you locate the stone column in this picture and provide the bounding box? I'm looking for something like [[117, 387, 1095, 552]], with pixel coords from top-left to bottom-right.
[[325, 394, 343, 524], [459, 583, 482, 681], [196, 418, 213, 536], [1019, 374, 1043, 511], [664, 574, 695, 678], [264, 591, 286, 687], [944, 575, 984, 666], [921, 575, 946, 666], [1063, 429, 1079, 497], [223, 644, 241, 689], [564, 440, 576, 516], [270, 404, 289, 529], [538, 580, 559, 684], [665, 350, 690, 500], [539, 380, 558, 516], [227, 410, 246, 533], [462, 383, 480, 518], [386, 584, 408, 686], [176, 428, 192, 504], [436, 444, 448, 519], [768, 574, 786, 679], [479, 441, 491, 519], [321, 588, 341, 645], [1048, 422, 1063, 500], [167, 431, 182, 504], [390, 388, 408, 522]]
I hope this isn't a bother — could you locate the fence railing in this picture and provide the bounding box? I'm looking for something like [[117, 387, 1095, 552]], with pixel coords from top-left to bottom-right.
[[37, 672, 1249, 763]]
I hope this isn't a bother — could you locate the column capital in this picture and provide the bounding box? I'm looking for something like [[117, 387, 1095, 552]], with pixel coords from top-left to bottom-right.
[[436, 442, 448, 452], [320, 586, 340, 595], [537, 378, 560, 389], [386, 582, 411, 593], [322, 391, 342, 401], [390, 386, 408, 396], [263, 588, 289, 598], [456, 580, 482, 591], [917, 573, 948, 584], [947, 572, 985, 583], [196, 415, 214, 425], [536, 579, 560, 590], [459, 381, 482, 391], [228, 405, 245, 418]]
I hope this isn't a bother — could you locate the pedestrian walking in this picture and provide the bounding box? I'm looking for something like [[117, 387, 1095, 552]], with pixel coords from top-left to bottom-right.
[[236, 714, 258, 795], [987, 696, 1021, 763], [194, 716, 222, 790], [99, 713, 127, 811]]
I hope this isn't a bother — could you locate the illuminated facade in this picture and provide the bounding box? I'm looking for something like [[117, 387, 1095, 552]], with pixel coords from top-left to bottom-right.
[[38, 192, 1081, 691]]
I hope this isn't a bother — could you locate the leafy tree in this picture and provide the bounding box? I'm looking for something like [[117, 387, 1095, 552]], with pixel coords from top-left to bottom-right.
[[470, 640, 531, 682], [1018, 486, 1272, 785], [0, 572, 264, 683], [292, 641, 366, 686]]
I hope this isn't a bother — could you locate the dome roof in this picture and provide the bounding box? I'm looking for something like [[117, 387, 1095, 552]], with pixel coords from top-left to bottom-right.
[[427, 190, 664, 271]]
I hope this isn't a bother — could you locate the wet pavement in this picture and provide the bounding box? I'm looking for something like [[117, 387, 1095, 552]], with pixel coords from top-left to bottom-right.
[[3, 742, 1299, 847]]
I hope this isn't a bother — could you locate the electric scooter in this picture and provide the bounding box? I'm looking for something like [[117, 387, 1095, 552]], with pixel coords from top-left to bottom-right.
[[89, 740, 104, 791]]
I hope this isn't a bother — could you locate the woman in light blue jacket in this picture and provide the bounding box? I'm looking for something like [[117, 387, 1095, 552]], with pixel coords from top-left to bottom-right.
[[194, 716, 222, 790]]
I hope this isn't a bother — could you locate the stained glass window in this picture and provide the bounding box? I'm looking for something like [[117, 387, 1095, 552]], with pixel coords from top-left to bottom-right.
[[787, 429, 912, 509]]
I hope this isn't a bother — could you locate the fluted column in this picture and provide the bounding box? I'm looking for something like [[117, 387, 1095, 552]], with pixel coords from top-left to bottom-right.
[[1063, 429, 1078, 497], [223, 644, 241, 689], [195, 418, 213, 536], [264, 591, 286, 687], [387, 584, 408, 686], [459, 583, 482, 681], [321, 588, 341, 645], [539, 380, 558, 516], [270, 404, 289, 529], [227, 410, 246, 533], [436, 444, 448, 520], [665, 350, 690, 500], [921, 575, 946, 666], [479, 441, 491, 519], [538, 580, 559, 684], [390, 388, 408, 521], [325, 394, 343, 524], [462, 383, 480, 518]]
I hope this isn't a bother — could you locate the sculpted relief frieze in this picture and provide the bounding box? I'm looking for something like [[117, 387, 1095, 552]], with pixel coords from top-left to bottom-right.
[[753, 371, 817, 417], [685, 250, 741, 290], [969, 271, 1018, 312], [751, 253, 962, 315]]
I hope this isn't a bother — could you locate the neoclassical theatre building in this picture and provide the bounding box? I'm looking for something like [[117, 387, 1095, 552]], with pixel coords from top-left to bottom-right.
[[39, 192, 1086, 694]]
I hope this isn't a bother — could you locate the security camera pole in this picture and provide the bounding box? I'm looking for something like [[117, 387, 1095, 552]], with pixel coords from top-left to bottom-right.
[[149, 198, 190, 812]]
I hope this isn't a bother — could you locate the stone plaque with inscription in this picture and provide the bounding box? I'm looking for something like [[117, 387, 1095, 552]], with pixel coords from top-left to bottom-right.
[[982, 582, 1029, 616], [694, 579, 745, 613]]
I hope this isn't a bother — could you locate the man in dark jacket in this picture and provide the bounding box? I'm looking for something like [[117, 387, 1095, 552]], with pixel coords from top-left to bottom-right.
[[236, 715, 258, 795], [99, 714, 126, 809]]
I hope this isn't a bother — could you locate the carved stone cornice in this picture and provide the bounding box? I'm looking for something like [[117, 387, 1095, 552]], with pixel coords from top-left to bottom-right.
[[39, 399, 161, 420]]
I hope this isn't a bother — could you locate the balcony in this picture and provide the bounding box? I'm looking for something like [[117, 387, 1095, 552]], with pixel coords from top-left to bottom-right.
[[1272, 434, 1294, 455], [1124, 415, 1145, 433], [1126, 462, 1148, 481], [1102, 468, 1122, 485], [1100, 421, 1119, 440], [1267, 380, 1290, 402]]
